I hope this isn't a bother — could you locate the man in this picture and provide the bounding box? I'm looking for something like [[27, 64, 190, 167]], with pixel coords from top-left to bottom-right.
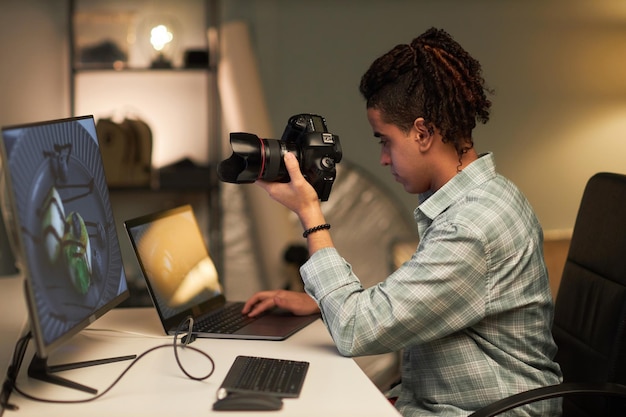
[[243, 27, 562, 416]]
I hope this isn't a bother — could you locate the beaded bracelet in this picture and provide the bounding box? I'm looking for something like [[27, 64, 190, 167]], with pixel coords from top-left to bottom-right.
[[302, 223, 331, 238]]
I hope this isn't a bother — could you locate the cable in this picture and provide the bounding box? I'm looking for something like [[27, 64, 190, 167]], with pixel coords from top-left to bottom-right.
[[83, 327, 172, 339], [1, 330, 30, 411], [4, 316, 214, 406], [172, 316, 213, 381]]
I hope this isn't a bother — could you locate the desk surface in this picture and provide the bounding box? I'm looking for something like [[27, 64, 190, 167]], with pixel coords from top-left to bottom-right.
[[1, 282, 400, 416]]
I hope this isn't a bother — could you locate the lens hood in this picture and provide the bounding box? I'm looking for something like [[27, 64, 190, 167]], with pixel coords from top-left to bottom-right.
[[217, 133, 264, 183]]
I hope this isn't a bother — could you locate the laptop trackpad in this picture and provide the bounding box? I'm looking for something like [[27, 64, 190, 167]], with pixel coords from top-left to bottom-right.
[[237, 312, 320, 339]]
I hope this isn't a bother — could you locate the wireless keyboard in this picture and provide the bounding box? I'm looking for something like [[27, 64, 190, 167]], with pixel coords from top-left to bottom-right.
[[218, 355, 309, 398]]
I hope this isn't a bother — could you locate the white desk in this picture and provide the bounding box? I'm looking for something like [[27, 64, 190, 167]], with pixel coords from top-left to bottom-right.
[[1, 283, 400, 416]]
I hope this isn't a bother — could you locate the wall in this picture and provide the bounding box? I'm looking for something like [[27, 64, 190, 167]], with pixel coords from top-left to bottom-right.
[[2, 0, 626, 236], [222, 0, 626, 237], [0, 0, 69, 124]]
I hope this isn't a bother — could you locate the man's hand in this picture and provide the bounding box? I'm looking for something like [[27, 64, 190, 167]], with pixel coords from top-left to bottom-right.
[[255, 152, 319, 217], [242, 290, 320, 317], [256, 152, 334, 255]]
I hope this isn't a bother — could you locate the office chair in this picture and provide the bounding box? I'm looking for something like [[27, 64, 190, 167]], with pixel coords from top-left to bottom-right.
[[470, 172, 626, 417]]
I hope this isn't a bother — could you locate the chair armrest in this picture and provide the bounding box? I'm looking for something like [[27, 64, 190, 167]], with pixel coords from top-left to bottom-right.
[[468, 382, 626, 417]]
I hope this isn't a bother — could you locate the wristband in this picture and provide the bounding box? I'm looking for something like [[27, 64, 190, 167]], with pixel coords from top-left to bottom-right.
[[302, 223, 331, 238]]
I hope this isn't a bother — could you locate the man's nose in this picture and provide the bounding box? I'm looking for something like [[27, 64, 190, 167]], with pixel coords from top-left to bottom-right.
[[380, 151, 390, 166]]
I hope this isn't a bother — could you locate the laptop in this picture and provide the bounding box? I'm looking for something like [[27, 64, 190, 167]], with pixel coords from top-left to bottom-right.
[[124, 204, 320, 340]]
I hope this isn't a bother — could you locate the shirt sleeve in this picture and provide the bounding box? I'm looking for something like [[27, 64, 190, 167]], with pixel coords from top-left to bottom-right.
[[300, 221, 489, 357]]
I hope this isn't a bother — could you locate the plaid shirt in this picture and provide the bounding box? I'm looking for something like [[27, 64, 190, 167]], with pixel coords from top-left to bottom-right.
[[301, 153, 562, 416]]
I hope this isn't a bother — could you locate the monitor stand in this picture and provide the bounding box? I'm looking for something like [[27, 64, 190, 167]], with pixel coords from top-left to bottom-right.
[[28, 353, 137, 394]]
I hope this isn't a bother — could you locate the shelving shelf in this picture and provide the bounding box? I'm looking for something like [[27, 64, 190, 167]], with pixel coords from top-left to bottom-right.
[[68, 0, 223, 298]]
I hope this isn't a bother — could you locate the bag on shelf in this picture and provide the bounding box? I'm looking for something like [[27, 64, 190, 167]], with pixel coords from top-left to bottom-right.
[[96, 117, 153, 187]]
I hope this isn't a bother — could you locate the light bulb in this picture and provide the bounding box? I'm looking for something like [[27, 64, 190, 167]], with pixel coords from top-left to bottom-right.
[[150, 24, 174, 52], [136, 13, 181, 68]]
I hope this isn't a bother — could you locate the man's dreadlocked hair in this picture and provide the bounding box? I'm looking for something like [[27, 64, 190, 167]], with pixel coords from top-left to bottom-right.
[[359, 27, 493, 158]]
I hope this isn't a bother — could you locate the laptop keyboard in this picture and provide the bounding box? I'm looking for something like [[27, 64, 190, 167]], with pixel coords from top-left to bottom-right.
[[220, 355, 309, 398], [195, 303, 257, 334]]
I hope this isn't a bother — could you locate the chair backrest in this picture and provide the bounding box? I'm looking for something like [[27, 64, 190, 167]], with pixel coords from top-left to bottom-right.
[[552, 172, 626, 416]]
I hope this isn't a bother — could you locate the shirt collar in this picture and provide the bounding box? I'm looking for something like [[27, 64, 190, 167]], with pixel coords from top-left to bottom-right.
[[414, 152, 497, 222]]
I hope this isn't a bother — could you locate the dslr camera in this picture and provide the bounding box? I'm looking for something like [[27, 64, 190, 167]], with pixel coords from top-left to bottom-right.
[[217, 114, 342, 201]]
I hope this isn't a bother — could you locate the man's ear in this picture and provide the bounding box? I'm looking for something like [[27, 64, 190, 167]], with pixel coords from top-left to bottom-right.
[[413, 118, 433, 150]]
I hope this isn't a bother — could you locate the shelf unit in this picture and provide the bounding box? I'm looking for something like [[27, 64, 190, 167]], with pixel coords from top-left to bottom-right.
[[68, 0, 222, 299]]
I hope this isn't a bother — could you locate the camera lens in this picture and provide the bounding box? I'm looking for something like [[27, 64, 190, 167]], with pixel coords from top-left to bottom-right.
[[217, 133, 291, 183]]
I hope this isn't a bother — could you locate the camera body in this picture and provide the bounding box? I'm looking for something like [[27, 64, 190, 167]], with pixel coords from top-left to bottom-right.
[[217, 114, 342, 201], [277, 114, 342, 201]]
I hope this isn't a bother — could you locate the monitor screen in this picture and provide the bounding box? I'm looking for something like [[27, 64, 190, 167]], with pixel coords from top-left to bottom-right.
[[0, 115, 129, 360]]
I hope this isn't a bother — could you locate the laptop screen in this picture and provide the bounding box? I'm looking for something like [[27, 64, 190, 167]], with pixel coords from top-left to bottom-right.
[[125, 205, 222, 320]]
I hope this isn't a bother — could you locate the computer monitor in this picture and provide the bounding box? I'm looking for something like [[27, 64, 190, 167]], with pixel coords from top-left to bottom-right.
[[0, 115, 132, 394]]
